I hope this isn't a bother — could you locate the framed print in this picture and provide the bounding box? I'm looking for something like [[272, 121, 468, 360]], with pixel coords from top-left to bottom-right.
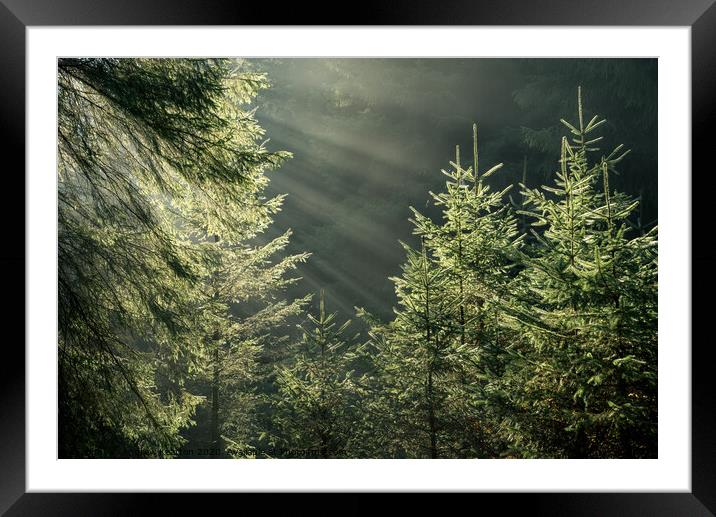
[[3, 0, 715, 514]]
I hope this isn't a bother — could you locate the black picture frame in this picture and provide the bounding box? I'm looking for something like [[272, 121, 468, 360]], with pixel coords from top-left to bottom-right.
[[2, 1, 713, 514]]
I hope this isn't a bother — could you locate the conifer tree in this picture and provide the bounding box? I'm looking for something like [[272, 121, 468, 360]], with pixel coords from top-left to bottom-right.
[[361, 126, 519, 457], [361, 244, 458, 458], [58, 58, 658, 460], [375, 127, 519, 457], [58, 58, 304, 457], [194, 232, 310, 458], [269, 291, 365, 458], [502, 88, 658, 458]]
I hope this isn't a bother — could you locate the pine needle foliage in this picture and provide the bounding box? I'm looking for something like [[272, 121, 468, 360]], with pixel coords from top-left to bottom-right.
[[500, 87, 658, 458], [364, 88, 656, 459], [362, 126, 522, 458], [58, 60, 657, 461], [269, 291, 366, 458], [58, 58, 304, 457]]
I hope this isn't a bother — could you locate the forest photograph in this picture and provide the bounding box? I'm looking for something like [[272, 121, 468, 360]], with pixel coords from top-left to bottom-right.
[[57, 57, 658, 460]]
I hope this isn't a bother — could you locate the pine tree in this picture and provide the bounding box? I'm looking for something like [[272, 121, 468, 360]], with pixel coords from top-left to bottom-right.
[[269, 291, 364, 458], [362, 125, 522, 457], [361, 243, 458, 458], [194, 232, 310, 458], [394, 125, 520, 457], [502, 87, 657, 458], [57, 58, 303, 457]]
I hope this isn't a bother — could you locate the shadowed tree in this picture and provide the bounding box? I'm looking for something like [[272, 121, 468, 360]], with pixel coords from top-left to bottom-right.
[[57, 58, 303, 457], [269, 290, 365, 458], [501, 88, 658, 458]]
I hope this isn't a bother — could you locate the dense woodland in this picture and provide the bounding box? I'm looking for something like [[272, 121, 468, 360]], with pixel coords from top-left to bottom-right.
[[58, 58, 657, 459]]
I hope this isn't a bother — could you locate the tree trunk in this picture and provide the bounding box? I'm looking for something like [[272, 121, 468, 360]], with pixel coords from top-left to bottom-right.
[[210, 339, 221, 456], [427, 369, 438, 459]]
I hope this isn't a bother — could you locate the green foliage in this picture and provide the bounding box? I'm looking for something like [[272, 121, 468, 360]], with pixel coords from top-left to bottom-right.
[[268, 291, 365, 458], [58, 58, 304, 457], [360, 88, 656, 459], [359, 245, 459, 457], [510, 59, 657, 230], [58, 58, 657, 460], [499, 88, 657, 458], [360, 127, 522, 458], [201, 231, 311, 459]]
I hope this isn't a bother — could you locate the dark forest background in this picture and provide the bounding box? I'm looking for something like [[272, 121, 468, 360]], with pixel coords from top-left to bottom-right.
[[250, 59, 657, 321]]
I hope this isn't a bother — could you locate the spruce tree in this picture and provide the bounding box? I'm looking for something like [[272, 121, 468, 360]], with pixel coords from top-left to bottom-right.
[[361, 243, 458, 458], [502, 88, 657, 458], [269, 291, 364, 458], [402, 125, 520, 457], [363, 125, 521, 457], [194, 232, 310, 458]]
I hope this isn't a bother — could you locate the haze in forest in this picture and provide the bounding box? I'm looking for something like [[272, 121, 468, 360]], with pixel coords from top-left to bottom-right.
[[57, 58, 658, 460], [247, 59, 657, 320]]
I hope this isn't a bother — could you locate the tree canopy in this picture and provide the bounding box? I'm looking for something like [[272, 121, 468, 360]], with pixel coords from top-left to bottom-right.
[[58, 59, 657, 459], [58, 58, 303, 457]]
